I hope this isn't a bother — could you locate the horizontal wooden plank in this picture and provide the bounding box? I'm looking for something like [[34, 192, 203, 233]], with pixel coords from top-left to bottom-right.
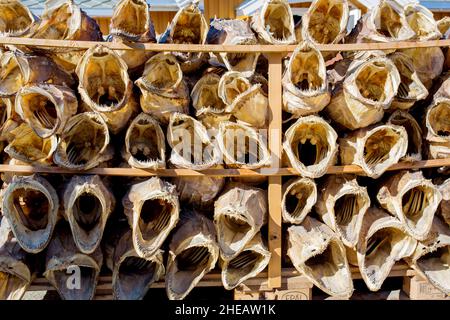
[[0, 37, 449, 52], [2, 158, 450, 177]]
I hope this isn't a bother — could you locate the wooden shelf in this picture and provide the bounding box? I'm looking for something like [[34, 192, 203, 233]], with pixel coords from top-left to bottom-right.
[[1, 158, 449, 177], [0, 37, 449, 52]]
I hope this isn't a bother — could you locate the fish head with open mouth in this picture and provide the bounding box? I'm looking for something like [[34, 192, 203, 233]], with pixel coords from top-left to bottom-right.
[[0, 51, 74, 98], [0, 0, 39, 37], [44, 223, 103, 300], [251, 0, 296, 44], [1, 175, 59, 254], [288, 217, 353, 298], [356, 207, 417, 291], [282, 41, 330, 117], [4, 122, 58, 166], [217, 121, 271, 169], [158, 1, 208, 73], [136, 53, 190, 124], [405, 3, 441, 41], [63, 175, 115, 254], [425, 97, 450, 159], [122, 177, 180, 259], [437, 178, 450, 227], [54, 112, 112, 170], [123, 112, 166, 170], [110, 0, 156, 42], [282, 177, 317, 225], [104, 226, 165, 300], [387, 110, 423, 161], [15, 84, 78, 139], [377, 170, 442, 241], [339, 124, 408, 179], [166, 210, 219, 300], [167, 113, 221, 170], [400, 47, 444, 88], [77, 45, 132, 113], [283, 115, 338, 178]]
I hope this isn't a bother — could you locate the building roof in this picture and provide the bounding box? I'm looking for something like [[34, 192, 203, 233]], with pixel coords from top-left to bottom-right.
[[26, 0, 204, 16]]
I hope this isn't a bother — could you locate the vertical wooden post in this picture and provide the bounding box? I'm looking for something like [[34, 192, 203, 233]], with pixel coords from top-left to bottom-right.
[[267, 53, 283, 289]]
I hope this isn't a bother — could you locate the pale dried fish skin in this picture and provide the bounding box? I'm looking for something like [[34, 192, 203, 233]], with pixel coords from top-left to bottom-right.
[[281, 177, 317, 225], [0, 0, 39, 37], [405, 3, 441, 41], [425, 97, 450, 160]]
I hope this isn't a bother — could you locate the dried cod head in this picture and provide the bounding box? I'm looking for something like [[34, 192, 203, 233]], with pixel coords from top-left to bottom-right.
[[346, 0, 415, 43], [301, 0, 349, 45], [377, 170, 442, 241], [108, 36, 155, 72], [158, 2, 208, 73], [173, 171, 225, 211], [44, 223, 103, 300], [104, 226, 164, 300], [437, 17, 450, 36], [0, 218, 33, 300], [122, 177, 179, 259], [221, 233, 270, 290], [282, 41, 330, 117], [387, 110, 423, 161], [405, 3, 441, 41], [287, 217, 353, 298], [281, 177, 317, 225], [438, 178, 450, 227], [206, 18, 260, 74], [54, 112, 112, 170], [167, 113, 221, 170], [4, 123, 58, 166], [76, 45, 133, 113], [166, 211, 219, 300], [214, 183, 267, 260], [62, 175, 115, 254], [15, 84, 78, 138], [136, 53, 189, 124], [0, 97, 16, 141], [405, 218, 450, 295], [425, 97, 450, 159], [356, 207, 417, 291], [123, 113, 165, 170], [400, 47, 444, 88], [339, 124, 408, 178], [387, 52, 428, 111], [283, 115, 338, 178], [315, 175, 370, 248], [0, 0, 39, 37], [0, 51, 74, 97], [109, 0, 156, 42], [251, 0, 296, 44], [217, 121, 271, 169], [325, 55, 400, 130], [1, 175, 59, 253]]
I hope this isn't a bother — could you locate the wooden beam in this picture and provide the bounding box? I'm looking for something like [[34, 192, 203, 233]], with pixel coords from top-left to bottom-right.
[[1, 37, 449, 52], [267, 53, 283, 289]]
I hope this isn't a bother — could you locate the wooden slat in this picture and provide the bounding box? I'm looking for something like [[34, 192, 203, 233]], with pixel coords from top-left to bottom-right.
[[0, 37, 449, 52], [1, 158, 449, 177], [267, 53, 283, 289]]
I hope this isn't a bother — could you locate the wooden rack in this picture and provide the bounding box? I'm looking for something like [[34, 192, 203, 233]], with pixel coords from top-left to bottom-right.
[[1, 36, 450, 299]]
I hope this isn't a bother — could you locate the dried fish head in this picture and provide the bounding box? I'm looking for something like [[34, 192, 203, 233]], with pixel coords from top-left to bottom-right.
[[400, 47, 444, 88], [283, 115, 338, 178], [0, 0, 39, 37], [251, 0, 296, 44], [217, 121, 271, 169], [214, 183, 267, 260], [387, 110, 423, 161], [54, 112, 112, 170], [123, 113, 165, 169], [339, 124, 408, 178], [282, 177, 317, 225], [438, 178, 450, 227], [77, 45, 132, 113], [377, 170, 442, 240], [191, 73, 225, 115], [110, 0, 156, 42], [405, 3, 441, 41], [282, 41, 330, 117], [15, 84, 78, 138], [1, 175, 59, 253], [166, 211, 219, 300], [425, 97, 450, 159], [122, 177, 179, 259], [167, 113, 221, 170], [63, 175, 115, 254], [136, 53, 189, 124], [288, 217, 353, 298], [218, 71, 251, 106], [44, 223, 102, 300]]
